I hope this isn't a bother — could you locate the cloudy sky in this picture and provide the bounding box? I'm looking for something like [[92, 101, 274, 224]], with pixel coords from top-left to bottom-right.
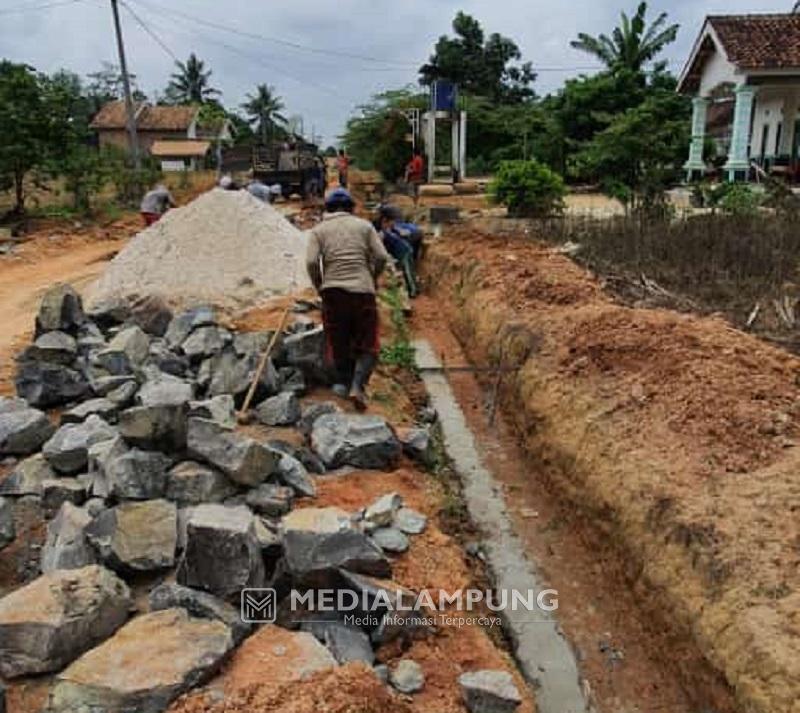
[[1, 0, 787, 144]]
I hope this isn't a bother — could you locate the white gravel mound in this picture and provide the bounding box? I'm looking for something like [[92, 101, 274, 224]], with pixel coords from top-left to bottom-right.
[[88, 189, 311, 310]]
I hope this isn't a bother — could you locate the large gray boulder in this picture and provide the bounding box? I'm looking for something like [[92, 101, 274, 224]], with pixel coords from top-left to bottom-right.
[[15, 361, 89, 408], [41, 502, 96, 572], [35, 284, 85, 336], [0, 497, 14, 550], [311, 414, 401, 470], [458, 670, 522, 713], [0, 453, 54, 496], [21, 331, 78, 365], [177, 504, 265, 599], [0, 565, 130, 677], [48, 608, 233, 713], [86, 500, 177, 573], [280, 507, 390, 586], [166, 461, 237, 506], [42, 415, 117, 475], [282, 325, 326, 380], [187, 418, 276, 487], [255, 392, 301, 427], [0, 400, 54, 455], [118, 403, 187, 452], [148, 583, 251, 644]]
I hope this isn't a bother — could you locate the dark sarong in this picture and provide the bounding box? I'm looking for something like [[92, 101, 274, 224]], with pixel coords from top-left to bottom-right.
[[321, 289, 380, 382]]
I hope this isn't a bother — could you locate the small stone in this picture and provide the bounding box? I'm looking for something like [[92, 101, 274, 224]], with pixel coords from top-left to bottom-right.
[[399, 427, 431, 462], [181, 326, 231, 362], [177, 504, 266, 599], [118, 403, 187, 453], [364, 492, 403, 527], [128, 294, 173, 337], [166, 461, 237, 506], [188, 395, 236, 429], [22, 331, 78, 365], [61, 398, 118, 425], [371, 527, 409, 554], [14, 361, 89, 408], [458, 670, 522, 713], [256, 392, 301, 427], [106, 325, 150, 366], [282, 326, 326, 380], [105, 380, 139, 408], [298, 401, 340, 435], [322, 623, 375, 665], [149, 582, 252, 644], [42, 416, 117, 475], [0, 497, 14, 550], [104, 446, 172, 500], [275, 453, 316, 498], [187, 418, 276, 487], [41, 502, 96, 572], [311, 414, 401, 470], [35, 284, 85, 336], [0, 565, 130, 677], [280, 507, 390, 587], [165, 306, 217, 349], [390, 659, 425, 694], [278, 366, 306, 395], [0, 401, 55, 456], [374, 664, 389, 683], [87, 297, 131, 329], [41, 478, 89, 516], [0, 454, 54, 496], [245, 483, 294, 517], [394, 507, 428, 535], [85, 499, 177, 572], [137, 375, 194, 407]]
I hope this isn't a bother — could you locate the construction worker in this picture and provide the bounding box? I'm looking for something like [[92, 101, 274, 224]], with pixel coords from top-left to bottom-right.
[[140, 184, 175, 226], [306, 187, 389, 410], [404, 147, 425, 204], [337, 149, 350, 189], [374, 204, 419, 298], [246, 179, 271, 203]]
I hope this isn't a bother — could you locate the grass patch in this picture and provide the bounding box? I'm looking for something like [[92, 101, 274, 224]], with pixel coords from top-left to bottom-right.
[[379, 275, 416, 371]]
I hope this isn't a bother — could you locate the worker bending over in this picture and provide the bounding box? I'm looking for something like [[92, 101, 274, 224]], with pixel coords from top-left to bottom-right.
[[374, 205, 419, 298], [140, 184, 175, 226], [306, 188, 389, 411]]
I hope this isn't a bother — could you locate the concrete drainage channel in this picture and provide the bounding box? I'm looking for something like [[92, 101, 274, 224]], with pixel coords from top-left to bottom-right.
[[415, 339, 589, 713]]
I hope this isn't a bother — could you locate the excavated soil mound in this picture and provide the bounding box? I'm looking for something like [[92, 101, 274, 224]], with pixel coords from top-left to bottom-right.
[[88, 189, 311, 310], [426, 227, 800, 713]]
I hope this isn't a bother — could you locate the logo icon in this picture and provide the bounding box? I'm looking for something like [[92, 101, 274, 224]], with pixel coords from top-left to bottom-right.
[[241, 588, 277, 623]]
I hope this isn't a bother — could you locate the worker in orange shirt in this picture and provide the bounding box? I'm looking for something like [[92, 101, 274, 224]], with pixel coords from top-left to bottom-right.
[[404, 148, 425, 204]]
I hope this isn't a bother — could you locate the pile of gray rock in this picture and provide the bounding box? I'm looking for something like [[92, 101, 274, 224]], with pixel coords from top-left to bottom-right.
[[0, 284, 442, 713]]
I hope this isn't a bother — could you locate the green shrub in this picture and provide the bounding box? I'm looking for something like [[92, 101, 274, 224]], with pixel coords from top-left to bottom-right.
[[489, 160, 566, 218], [718, 183, 762, 217]]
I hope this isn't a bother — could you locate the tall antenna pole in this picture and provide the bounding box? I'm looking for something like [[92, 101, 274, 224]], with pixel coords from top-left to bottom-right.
[[111, 0, 141, 169]]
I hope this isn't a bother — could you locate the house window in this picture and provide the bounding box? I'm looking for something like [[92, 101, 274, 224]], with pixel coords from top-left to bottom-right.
[[775, 122, 783, 157], [760, 124, 770, 160]]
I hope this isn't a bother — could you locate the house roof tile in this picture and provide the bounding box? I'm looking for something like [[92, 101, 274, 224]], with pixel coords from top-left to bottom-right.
[[709, 14, 800, 70], [90, 101, 199, 132]]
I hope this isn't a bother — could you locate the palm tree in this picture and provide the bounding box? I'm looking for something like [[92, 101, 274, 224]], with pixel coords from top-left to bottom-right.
[[241, 84, 287, 145], [166, 53, 220, 104], [570, 2, 678, 74]]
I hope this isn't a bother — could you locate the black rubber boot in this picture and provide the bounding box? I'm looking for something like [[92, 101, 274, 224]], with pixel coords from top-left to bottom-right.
[[349, 354, 377, 411]]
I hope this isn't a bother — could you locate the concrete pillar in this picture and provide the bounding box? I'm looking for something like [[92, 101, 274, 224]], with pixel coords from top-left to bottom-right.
[[780, 93, 799, 157], [459, 111, 467, 180], [724, 85, 757, 181], [684, 96, 709, 180]]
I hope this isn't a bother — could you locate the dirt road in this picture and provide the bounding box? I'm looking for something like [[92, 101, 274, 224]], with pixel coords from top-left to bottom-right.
[[0, 224, 131, 394]]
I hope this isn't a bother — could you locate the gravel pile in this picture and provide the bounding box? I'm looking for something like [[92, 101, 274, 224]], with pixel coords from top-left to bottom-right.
[[88, 189, 311, 311]]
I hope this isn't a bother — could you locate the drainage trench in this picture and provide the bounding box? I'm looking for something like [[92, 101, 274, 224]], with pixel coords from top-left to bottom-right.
[[416, 339, 589, 713]]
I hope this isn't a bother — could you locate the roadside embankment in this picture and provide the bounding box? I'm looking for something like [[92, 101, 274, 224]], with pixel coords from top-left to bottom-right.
[[425, 227, 800, 713]]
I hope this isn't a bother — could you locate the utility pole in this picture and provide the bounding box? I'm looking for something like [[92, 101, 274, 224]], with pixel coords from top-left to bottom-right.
[[110, 0, 141, 169]]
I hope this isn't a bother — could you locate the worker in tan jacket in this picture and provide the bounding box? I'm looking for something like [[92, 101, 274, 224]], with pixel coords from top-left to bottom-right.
[[306, 188, 389, 410]]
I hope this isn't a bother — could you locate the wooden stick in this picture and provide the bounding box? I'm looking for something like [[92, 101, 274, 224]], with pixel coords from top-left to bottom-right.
[[237, 307, 292, 422]]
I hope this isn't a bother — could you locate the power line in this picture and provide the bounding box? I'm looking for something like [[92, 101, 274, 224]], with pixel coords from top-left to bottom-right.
[[120, 0, 178, 62], [0, 0, 81, 15], [127, 0, 417, 69]]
